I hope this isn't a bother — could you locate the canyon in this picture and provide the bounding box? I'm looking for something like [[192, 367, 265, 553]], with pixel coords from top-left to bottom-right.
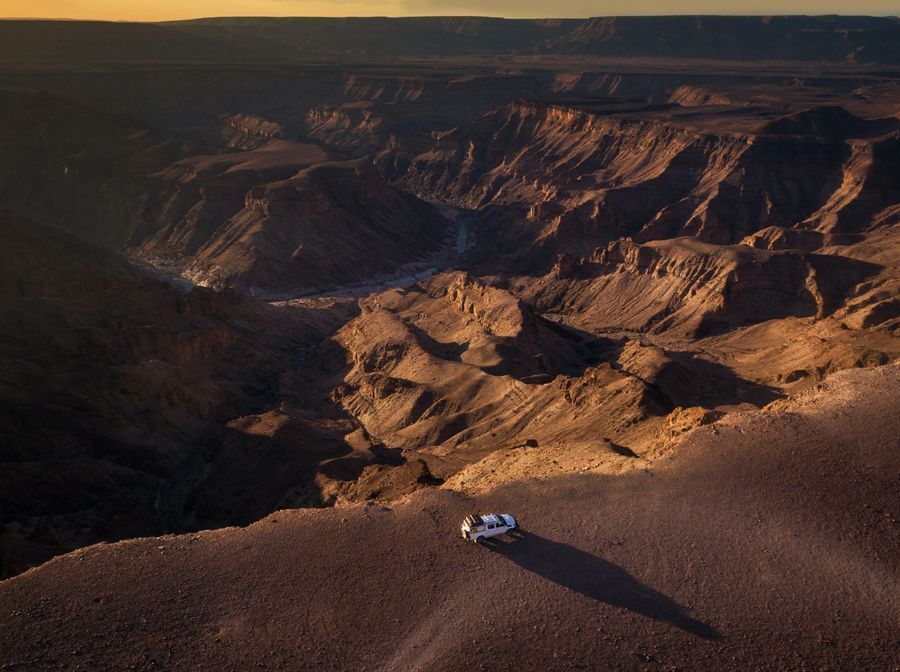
[[0, 16, 898, 671]]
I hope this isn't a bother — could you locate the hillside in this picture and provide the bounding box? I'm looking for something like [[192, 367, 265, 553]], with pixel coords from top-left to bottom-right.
[[1, 365, 896, 670]]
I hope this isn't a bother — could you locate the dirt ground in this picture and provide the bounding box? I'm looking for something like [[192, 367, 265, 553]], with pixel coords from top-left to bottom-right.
[[1, 364, 897, 671]]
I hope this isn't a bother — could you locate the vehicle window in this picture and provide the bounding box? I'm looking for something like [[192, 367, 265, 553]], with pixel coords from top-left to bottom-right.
[[488, 524, 495, 529]]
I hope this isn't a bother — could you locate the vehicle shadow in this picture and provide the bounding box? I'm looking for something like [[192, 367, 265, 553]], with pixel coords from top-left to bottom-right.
[[485, 532, 722, 641]]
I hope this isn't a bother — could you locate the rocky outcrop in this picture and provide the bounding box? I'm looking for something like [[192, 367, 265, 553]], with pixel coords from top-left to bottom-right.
[[667, 85, 751, 107], [306, 104, 391, 153], [304, 74, 542, 161], [205, 160, 445, 293], [444, 273, 533, 339], [740, 227, 862, 251], [328, 272, 662, 455], [517, 237, 880, 337], [221, 113, 286, 149]]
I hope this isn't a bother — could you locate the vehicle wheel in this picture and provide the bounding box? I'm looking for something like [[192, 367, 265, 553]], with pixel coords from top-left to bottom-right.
[[475, 536, 485, 544]]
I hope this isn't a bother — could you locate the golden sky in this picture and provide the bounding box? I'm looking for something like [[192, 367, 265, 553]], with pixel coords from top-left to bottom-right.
[[2, 0, 899, 21]]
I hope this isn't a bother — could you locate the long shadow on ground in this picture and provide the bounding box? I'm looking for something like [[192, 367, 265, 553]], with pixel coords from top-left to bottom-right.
[[486, 532, 722, 641]]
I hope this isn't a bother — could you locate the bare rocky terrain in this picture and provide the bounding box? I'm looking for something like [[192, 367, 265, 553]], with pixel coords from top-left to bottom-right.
[[0, 15, 899, 671], [1, 365, 897, 670]]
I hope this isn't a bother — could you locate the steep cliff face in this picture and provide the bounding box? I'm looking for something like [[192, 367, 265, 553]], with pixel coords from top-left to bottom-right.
[[803, 132, 900, 233], [304, 74, 543, 161], [132, 145, 449, 294], [221, 113, 287, 150], [398, 102, 900, 268], [667, 85, 752, 107], [5, 64, 896, 290], [306, 104, 391, 153]]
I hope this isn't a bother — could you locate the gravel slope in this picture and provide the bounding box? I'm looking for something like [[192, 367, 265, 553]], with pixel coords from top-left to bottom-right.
[[1, 365, 898, 671]]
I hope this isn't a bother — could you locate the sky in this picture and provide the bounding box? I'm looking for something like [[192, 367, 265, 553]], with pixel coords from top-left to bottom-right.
[[2, 0, 899, 21]]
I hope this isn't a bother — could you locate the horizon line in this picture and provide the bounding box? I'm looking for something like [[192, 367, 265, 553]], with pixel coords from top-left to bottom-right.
[[2, 13, 899, 23]]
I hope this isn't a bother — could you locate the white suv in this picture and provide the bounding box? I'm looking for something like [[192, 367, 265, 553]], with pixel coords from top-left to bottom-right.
[[461, 513, 517, 542]]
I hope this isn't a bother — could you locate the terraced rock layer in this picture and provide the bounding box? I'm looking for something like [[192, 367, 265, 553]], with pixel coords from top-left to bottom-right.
[[398, 101, 900, 269]]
